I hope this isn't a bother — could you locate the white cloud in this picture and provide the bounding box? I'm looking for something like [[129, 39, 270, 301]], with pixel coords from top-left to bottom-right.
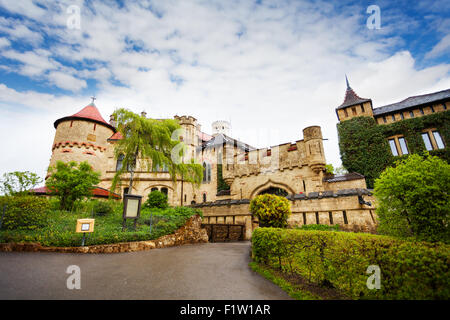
[[425, 34, 450, 59], [47, 71, 87, 92]]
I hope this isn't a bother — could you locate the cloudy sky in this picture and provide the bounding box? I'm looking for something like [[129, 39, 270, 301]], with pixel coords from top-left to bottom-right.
[[0, 0, 449, 182]]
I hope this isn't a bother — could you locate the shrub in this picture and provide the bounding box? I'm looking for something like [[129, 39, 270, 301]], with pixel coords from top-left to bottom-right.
[[250, 194, 291, 228], [144, 190, 168, 209], [92, 200, 114, 216], [374, 152, 450, 243], [252, 228, 450, 299], [297, 224, 340, 231], [0, 195, 50, 230]]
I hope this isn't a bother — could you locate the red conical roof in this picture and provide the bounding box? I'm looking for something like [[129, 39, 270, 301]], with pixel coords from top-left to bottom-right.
[[54, 102, 116, 131]]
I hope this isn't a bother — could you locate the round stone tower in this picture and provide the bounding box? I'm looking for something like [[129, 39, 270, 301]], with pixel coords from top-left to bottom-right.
[[48, 101, 116, 178], [212, 120, 231, 136], [303, 126, 326, 174]]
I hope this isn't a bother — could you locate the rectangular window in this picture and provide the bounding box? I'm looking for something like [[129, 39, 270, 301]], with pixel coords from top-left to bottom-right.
[[344, 109, 348, 117], [409, 111, 414, 118], [421, 133, 433, 151], [343, 211, 348, 224], [420, 108, 424, 115], [444, 103, 447, 110], [400, 113, 404, 120], [389, 139, 399, 156], [430, 106, 435, 113], [315, 212, 319, 224], [398, 137, 409, 155], [432, 131, 445, 149], [352, 107, 357, 115], [383, 116, 387, 123], [391, 114, 395, 121], [302, 212, 306, 225], [329, 212, 333, 225], [361, 104, 365, 113]]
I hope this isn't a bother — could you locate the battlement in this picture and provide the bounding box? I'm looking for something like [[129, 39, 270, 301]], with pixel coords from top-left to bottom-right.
[[222, 126, 326, 181]]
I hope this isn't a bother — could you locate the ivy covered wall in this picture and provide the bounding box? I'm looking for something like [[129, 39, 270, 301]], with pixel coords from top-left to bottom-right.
[[337, 110, 450, 188]]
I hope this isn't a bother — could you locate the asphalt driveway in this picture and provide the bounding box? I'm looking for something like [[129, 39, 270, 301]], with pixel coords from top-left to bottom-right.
[[0, 242, 291, 300]]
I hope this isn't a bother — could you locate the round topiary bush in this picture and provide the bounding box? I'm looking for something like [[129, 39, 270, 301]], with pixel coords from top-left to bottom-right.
[[0, 195, 50, 230], [250, 193, 291, 228], [144, 190, 168, 209]]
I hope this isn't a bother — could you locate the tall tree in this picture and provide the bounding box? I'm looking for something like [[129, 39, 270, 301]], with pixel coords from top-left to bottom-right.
[[0, 171, 42, 196], [46, 161, 101, 210], [110, 108, 203, 196]]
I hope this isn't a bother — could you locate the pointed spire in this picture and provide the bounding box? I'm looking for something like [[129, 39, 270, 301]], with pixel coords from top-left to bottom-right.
[[345, 74, 351, 90], [337, 76, 371, 110]]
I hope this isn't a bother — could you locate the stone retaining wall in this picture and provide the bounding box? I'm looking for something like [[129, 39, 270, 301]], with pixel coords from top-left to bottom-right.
[[0, 215, 208, 254]]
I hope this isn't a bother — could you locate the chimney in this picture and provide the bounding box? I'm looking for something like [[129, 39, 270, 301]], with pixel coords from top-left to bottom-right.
[[109, 114, 116, 128]]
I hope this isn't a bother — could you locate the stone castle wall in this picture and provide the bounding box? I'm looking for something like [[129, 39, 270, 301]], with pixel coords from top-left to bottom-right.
[[195, 188, 377, 240]]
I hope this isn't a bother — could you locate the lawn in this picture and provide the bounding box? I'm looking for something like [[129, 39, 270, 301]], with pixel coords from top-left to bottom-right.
[[0, 199, 202, 247]]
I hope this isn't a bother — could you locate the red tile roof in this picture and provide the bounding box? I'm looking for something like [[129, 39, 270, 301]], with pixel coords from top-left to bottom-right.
[[337, 87, 371, 110], [107, 131, 123, 141], [32, 186, 121, 199], [54, 102, 116, 131]]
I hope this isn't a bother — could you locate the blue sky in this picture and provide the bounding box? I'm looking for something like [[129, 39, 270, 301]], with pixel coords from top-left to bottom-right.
[[0, 0, 449, 180]]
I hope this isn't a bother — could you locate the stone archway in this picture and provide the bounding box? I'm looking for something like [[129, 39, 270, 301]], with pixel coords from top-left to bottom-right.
[[258, 186, 288, 197], [250, 179, 295, 199]]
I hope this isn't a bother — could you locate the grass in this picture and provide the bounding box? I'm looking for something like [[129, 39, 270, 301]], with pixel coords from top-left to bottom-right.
[[249, 262, 320, 300], [0, 201, 202, 247]]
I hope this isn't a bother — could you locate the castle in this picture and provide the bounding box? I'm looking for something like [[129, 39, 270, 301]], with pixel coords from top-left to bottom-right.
[[42, 80, 448, 238]]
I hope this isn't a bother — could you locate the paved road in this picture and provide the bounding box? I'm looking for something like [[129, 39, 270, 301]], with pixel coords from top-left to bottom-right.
[[0, 242, 291, 300]]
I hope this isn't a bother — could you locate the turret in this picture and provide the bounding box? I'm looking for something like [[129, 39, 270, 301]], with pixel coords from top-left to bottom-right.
[[336, 76, 373, 121], [212, 120, 231, 136], [48, 100, 116, 178], [303, 126, 326, 174]]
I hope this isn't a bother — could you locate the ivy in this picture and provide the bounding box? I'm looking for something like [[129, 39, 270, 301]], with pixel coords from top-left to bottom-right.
[[216, 163, 230, 192], [337, 110, 450, 188]]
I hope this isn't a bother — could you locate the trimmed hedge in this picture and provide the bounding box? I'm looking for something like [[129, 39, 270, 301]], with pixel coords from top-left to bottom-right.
[[252, 228, 450, 299], [0, 195, 50, 230]]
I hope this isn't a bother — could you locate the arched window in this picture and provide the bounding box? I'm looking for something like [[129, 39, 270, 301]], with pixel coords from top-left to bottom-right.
[[151, 187, 158, 192], [116, 154, 124, 171], [202, 162, 212, 183], [202, 162, 207, 183], [161, 187, 168, 195], [203, 193, 207, 203], [207, 164, 211, 182]]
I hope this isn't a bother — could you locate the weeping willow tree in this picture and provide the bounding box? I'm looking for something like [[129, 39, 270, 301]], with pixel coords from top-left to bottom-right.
[[110, 108, 203, 196]]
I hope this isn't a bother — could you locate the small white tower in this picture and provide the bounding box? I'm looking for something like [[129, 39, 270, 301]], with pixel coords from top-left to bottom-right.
[[212, 120, 231, 136]]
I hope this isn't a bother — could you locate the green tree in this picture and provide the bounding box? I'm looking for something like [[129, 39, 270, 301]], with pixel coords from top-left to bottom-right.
[[250, 194, 291, 228], [325, 164, 334, 175], [46, 161, 101, 211], [144, 190, 169, 209], [374, 152, 450, 243], [0, 171, 42, 196], [110, 108, 203, 195]]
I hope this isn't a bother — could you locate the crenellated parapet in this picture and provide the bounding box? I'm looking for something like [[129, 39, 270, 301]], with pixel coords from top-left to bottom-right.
[[52, 141, 107, 152], [222, 126, 326, 181]]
